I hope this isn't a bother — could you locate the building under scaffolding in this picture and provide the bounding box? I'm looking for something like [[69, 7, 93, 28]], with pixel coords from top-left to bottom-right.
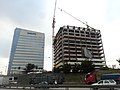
[[53, 25, 106, 69]]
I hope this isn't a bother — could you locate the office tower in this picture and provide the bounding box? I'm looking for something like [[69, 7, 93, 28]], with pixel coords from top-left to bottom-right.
[[53, 25, 106, 69], [8, 28, 45, 75]]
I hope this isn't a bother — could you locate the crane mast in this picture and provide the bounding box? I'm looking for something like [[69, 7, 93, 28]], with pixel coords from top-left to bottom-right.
[[52, 0, 57, 37], [52, 0, 57, 68]]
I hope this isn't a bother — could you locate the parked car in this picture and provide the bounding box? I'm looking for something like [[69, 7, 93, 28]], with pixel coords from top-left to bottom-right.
[[85, 72, 97, 84], [92, 79, 116, 85]]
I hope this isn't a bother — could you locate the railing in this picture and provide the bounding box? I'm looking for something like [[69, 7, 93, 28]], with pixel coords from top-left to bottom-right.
[[0, 84, 120, 90]]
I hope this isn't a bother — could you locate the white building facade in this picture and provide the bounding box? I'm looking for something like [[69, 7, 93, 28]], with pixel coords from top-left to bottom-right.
[[7, 28, 45, 75]]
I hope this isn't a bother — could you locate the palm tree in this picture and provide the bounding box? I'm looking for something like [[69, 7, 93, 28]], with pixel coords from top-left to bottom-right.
[[24, 63, 35, 74]]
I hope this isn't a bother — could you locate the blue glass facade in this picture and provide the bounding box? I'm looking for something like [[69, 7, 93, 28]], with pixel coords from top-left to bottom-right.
[[7, 28, 45, 75]]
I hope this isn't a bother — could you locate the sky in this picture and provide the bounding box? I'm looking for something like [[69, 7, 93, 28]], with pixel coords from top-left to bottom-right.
[[0, 0, 120, 75]]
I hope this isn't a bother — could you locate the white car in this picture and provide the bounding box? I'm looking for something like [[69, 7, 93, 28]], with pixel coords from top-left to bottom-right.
[[92, 79, 116, 85]]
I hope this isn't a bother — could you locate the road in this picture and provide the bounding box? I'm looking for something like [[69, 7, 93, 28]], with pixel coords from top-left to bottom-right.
[[49, 88, 120, 90], [0, 88, 120, 90], [49, 88, 90, 90], [0, 86, 120, 90], [0, 88, 90, 90]]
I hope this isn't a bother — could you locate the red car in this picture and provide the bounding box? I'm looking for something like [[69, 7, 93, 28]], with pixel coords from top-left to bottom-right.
[[85, 72, 97, 84]]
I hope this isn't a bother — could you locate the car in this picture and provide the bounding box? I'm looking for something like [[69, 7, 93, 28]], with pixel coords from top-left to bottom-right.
[[92, 79, 117, 85]]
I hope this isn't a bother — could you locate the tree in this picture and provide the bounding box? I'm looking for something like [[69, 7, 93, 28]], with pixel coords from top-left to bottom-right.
[[53, 67, 61, 73], [35, 65, 38, 70], [116, 58, 120, 65], [61, 63, 71, 73], [18, 66, 21, 70], [80, 59, 95, 73], [24, 63, 35, 74], [100, 66, 109, 70], [72, 63, 81, 73]]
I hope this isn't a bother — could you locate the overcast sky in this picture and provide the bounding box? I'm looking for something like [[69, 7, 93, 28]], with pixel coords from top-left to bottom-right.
[[0, 0, 120, 74]]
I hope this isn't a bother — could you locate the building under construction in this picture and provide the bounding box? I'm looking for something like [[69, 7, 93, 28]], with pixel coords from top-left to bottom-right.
[[53, 25, 106, 69]]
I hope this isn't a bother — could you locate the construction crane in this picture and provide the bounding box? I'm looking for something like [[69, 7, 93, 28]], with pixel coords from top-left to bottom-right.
[[52, 0, 57, 37], [58, 8, 95, 30], [52, 0, 57, 68]]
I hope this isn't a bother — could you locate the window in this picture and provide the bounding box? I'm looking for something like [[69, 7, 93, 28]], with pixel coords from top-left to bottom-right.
[[104, 80, 109, 83], [98, 81, 103, 84], [109, 80, 115, 83], [85, 75, 90, 78]]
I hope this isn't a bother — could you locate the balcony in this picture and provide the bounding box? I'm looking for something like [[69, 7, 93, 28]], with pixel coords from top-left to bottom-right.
[[70, 58, 76, 60], [91, 59, 104, 62], [70, 54, 76, 56], [63, 53, 69, 56], [93, 62, 105, 66]]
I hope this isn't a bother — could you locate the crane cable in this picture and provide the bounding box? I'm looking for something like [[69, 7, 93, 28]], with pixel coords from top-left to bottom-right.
[[58, 8, 94, 29]]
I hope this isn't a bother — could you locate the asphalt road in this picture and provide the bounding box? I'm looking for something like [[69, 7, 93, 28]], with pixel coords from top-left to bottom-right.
[[0, 88, 120, 90], [49, 88, 120, 90], [49, 88, 90, 90], [0, 88, 90, 90], [1, 88, 119, 90]]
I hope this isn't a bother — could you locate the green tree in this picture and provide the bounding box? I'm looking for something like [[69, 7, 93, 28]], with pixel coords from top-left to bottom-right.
[[61, 63, 71, 73], [18, 66, 21, 71], [80, 60, 95, 73], [53, 67, 61, 73], [116, 58, 120, 65], [100, 66, 109, 70], [72, 63, 81, 73], [24, 63, 35, 74], [35, 65, 38, 70]]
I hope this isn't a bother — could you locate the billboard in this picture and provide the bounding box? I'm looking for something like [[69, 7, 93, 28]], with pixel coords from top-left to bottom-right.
[[83, 47, 92, 59]]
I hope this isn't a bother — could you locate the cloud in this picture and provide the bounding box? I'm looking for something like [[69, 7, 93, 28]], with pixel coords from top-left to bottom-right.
[[0, 0, 120, 72], [0, 0, 55, 72], [0, 57, 9, 75], [0, 18, 15, 58], [106, 0, 120, 21], [0, 0, 48, 30], [103, 19, 120, 63]]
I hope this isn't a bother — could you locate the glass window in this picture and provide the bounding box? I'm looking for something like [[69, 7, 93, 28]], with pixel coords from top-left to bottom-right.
[[104, 80, 109, 83], [85, 75, 90, 78], [109, 80, 115, 83], [98, 80, 103, 84]]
